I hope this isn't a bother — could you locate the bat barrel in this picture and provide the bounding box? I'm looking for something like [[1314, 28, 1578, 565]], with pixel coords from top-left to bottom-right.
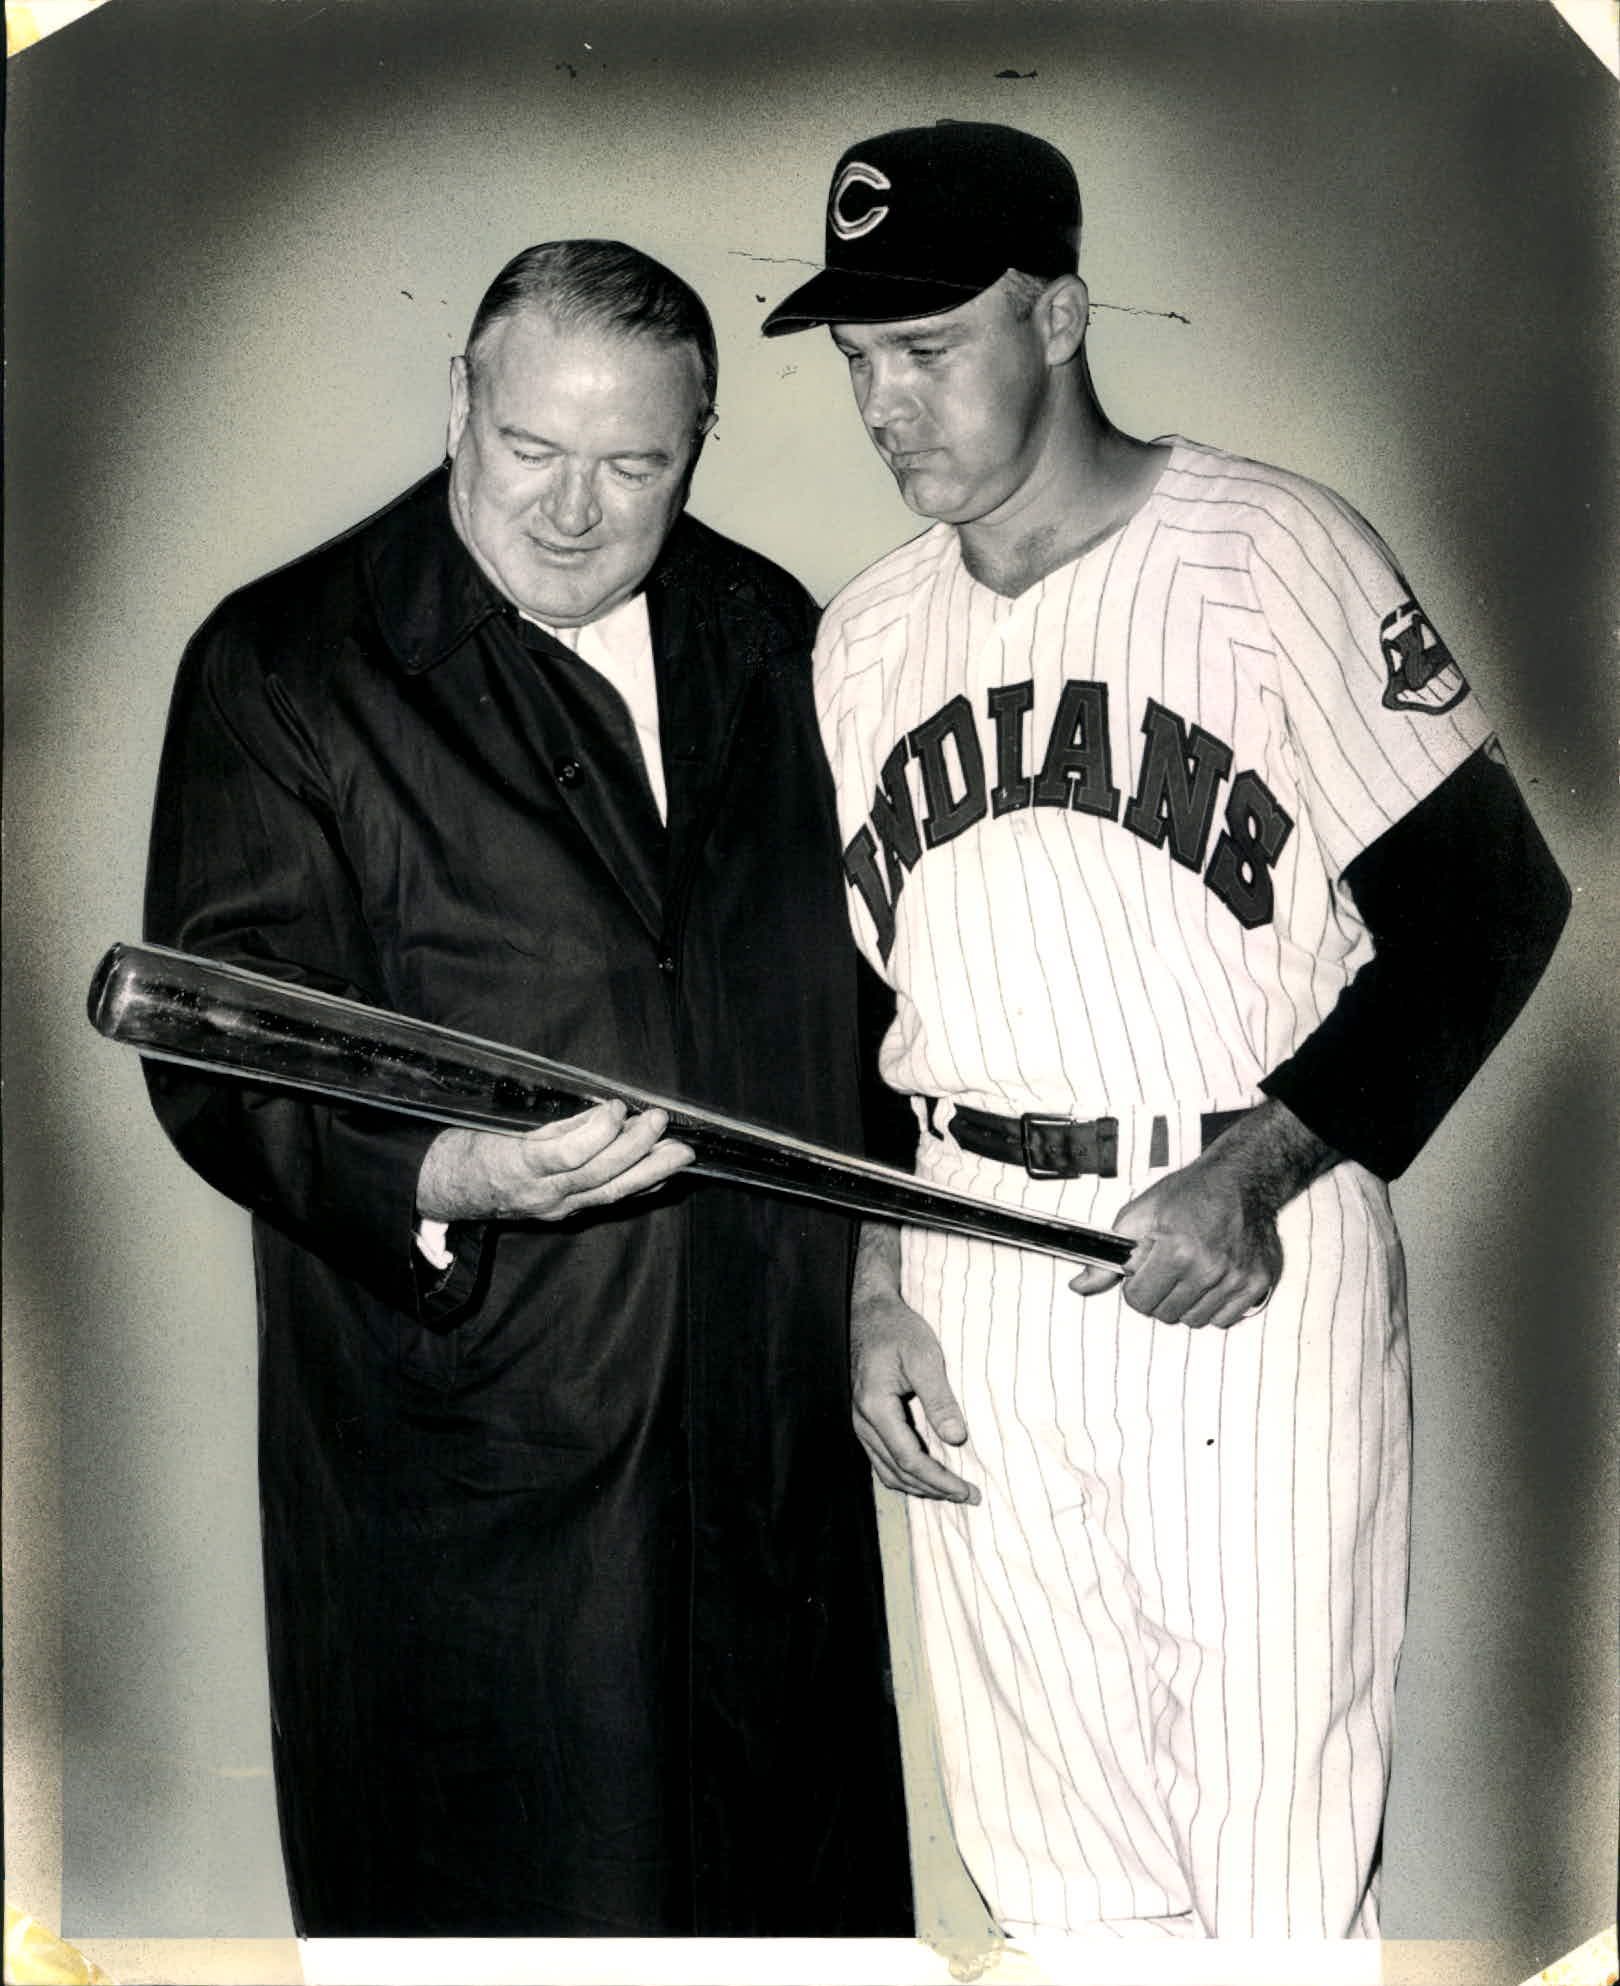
[[89, 941, 608, 1135], [89, 942, 1134, 1271]]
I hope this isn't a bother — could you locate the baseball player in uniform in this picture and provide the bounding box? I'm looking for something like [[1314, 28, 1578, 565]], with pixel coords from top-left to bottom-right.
[[763, 122, 1569, 1941]]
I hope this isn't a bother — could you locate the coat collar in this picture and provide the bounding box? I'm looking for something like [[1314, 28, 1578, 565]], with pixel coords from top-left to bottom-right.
[[363, 466, 507, 673], [361, 471, 799, 944]]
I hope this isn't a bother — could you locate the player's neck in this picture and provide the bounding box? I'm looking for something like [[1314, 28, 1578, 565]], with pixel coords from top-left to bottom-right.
[[958, 399, 1170, 600]]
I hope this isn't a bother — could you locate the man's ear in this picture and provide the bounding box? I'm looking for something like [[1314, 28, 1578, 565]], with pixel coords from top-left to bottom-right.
[[676, 411, 717, 503], [684, 406, 718, 478], [1041, 275, 1090, 367], [446, 354, 471, 459]]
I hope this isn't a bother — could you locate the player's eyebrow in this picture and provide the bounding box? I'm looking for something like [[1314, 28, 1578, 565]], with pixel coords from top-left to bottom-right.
[[496, 423, 674, 465], [870, 324, 969, 349], [829, 323, 968, 363]]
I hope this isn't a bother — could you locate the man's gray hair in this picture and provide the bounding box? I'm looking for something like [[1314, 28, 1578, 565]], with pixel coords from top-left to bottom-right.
[[464, 239, 718, 427]]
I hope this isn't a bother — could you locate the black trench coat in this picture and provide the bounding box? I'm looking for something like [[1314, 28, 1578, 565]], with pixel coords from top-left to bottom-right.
[[143, 470, 913, 1937]]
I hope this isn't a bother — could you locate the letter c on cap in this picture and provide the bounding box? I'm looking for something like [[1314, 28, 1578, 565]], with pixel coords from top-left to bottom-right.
[[830, 160, 892, 241]]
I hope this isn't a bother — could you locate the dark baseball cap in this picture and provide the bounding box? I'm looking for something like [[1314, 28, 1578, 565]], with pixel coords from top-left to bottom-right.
[[761, 120, 1080, 337]]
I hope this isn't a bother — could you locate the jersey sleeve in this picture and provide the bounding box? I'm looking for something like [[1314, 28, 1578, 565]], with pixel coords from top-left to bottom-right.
[[811, 599, 887, 974], [811, 606, 846, 741], [1245, 482, 1494, 875]]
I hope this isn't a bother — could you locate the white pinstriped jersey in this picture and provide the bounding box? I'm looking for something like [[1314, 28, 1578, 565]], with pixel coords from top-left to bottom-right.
[[814, 438, 1492, 1118]]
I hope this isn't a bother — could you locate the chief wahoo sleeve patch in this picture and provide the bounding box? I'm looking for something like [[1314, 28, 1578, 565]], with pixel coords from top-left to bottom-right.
[[1379, 599, 1470, 713]]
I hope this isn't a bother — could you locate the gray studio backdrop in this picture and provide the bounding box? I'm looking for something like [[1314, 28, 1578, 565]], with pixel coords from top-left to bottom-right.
[[5, 1, 1616, 1974]]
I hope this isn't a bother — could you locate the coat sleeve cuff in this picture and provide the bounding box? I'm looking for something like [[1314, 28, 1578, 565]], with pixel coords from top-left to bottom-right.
[[412, 1219, 491, 1326], [318, 1106, 490, 1324]]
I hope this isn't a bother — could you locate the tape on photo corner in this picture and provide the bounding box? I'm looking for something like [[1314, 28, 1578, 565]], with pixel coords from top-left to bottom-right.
[[1545, 0, 1620, 75], [1520, 1923, 1620, 1986], [5, 2, 111, 59], [3, 1906, 114, 1986]]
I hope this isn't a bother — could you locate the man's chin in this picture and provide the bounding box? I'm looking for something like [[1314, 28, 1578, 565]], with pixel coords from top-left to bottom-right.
[[892, 472, 956, 522], [899, 484, 969, 526], [885, 453, 972, 519], [513, 566, 613, 628]]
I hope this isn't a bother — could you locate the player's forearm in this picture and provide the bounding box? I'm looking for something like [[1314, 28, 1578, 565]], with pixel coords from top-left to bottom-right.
[[854, 1220, 903, 1306], [1196, 1096, 1341, 1219]]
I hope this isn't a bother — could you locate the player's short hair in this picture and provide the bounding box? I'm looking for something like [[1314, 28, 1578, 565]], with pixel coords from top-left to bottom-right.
[[464, 239, 717, 432], [1000, 269, 1050, 321]]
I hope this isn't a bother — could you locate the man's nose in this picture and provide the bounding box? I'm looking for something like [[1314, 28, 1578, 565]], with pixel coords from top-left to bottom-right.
[[858, 363, 917, 436], [545, 463, 602, 538]]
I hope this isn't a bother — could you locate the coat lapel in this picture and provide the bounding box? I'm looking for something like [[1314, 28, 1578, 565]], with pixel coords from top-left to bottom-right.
[[505, 616, 667, 941], [363, 469, 668, 942], [362, 478, 786, 947], [647, 519, 766, 903]]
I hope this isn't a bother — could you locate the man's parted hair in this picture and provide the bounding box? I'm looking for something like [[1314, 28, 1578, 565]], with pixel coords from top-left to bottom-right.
[[464, 239, 718, 428]]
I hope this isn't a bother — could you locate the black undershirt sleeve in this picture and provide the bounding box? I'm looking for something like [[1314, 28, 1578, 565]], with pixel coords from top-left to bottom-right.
[[1258, 744, 1570, 1180]]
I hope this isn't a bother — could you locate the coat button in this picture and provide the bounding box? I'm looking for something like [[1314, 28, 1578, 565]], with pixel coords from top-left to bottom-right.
[[555, 758, 582, 786], [658, 952, 676, 974]]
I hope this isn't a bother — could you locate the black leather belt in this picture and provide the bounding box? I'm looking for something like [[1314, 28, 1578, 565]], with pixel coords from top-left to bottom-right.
[[940, 1103, 1252, 1179]]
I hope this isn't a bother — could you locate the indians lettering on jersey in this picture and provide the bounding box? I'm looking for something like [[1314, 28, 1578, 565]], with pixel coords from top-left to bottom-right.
[[843, 683, 1293, 960], [815, 440, 1494, 1113]]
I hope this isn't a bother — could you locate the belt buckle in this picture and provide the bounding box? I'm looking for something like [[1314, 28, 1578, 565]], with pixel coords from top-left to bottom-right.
[[1018, 1112, 1120, 1179], [1019, 1112, 1077, 1179]]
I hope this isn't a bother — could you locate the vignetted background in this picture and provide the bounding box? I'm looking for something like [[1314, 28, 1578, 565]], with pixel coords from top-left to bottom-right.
[[5, 3, 1616, 1980]]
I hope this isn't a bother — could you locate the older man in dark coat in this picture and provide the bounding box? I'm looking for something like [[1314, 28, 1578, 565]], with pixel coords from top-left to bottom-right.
[[143, 239, 912, 1937]]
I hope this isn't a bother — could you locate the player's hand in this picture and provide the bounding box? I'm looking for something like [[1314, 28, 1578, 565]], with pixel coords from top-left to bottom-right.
[[1068, 1156, 1281, 1328], [851, 1275, 980, 1505], [1067, 1099, 1336, 1328], [416, 1101, 694, 1223]]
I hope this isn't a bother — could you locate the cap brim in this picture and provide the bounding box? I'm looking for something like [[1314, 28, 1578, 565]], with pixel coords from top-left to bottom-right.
[[760, 266, 987, 337]]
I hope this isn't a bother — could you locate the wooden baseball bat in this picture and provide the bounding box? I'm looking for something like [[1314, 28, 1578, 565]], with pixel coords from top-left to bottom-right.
[[87, 942, 1134, 1272]]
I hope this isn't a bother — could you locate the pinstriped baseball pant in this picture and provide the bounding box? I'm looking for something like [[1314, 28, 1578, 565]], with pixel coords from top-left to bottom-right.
[[901, 1104, 1410, 1939]]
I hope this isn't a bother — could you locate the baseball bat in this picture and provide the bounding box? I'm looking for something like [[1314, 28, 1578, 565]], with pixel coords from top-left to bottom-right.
[[87, 942, 1134, 1271]]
